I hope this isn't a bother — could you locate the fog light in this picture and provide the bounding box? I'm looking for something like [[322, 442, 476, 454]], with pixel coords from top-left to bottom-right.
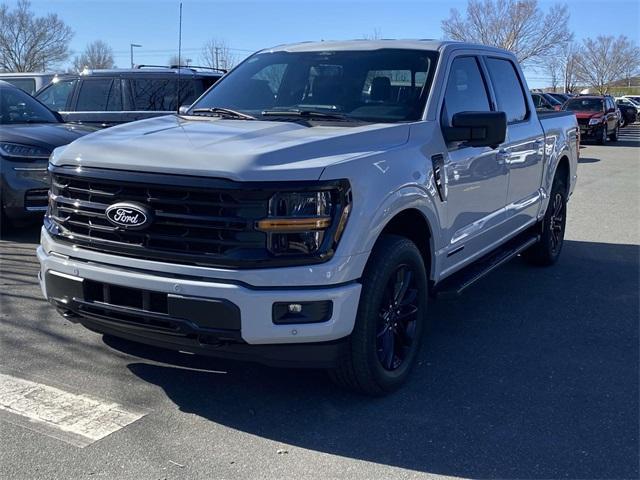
[[272, 301, 333, 325], [288, 303, 303, 313]]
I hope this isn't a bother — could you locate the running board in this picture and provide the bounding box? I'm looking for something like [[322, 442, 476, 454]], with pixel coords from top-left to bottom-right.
[[434, 232, 540, 299]]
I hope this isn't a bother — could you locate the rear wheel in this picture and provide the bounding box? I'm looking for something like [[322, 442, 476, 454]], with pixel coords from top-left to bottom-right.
[[523, 176, 567, 266], [329, 235, 428, 395]]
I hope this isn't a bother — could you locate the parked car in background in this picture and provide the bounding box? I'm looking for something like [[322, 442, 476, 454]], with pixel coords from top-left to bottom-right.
[[623, 95, 640, 105], [38, 40, 579, 394], [614, 99, 638, 127], [616, 96, 640, 109], [546, 92, 571, 104], [34, 66, 223, 128], [531, 92, 562, 111], [0, 81, 93, 228], [562, 95, 619, 144], [0, 72, 57, 95]]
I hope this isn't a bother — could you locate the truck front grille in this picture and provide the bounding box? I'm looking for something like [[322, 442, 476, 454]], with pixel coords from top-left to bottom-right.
[[47, 167, 272, 267]]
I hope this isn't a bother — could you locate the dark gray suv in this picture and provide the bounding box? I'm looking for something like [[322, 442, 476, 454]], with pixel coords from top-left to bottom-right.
[[0, 81, 93, 228], [35, 66, 222, 128]]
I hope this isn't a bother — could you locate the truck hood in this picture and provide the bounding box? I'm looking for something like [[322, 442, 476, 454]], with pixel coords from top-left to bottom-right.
[[52, 114, 411, 181]]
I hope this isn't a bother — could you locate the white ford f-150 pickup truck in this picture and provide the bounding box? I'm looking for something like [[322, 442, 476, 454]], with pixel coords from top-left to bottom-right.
[[38, 40, 578, 395]]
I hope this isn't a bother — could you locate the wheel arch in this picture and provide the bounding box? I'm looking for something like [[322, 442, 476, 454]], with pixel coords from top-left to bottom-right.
[[375, 208, 435, 282], [554, 154, 571, 194]]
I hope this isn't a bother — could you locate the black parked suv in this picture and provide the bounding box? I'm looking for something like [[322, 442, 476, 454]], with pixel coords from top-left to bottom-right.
[[35, 66, 223, 128]]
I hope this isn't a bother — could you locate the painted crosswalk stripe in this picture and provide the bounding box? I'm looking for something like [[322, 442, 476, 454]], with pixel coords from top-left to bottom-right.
[[0, 373, 146, 447]]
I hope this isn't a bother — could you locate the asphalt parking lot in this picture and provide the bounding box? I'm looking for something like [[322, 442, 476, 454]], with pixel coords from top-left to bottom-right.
[[1, 127, 638, 480]]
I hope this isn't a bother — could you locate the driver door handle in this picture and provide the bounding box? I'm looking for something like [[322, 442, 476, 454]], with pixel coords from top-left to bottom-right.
[[496, 149, 510, 165]]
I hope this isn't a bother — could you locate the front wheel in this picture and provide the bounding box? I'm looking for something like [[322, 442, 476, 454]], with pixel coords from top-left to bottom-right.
[[597, 126, 607, 145], [329, 235, 428, 395], [523, 177, 567, 266]]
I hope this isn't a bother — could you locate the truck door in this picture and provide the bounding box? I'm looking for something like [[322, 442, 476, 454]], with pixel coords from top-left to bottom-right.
[[440, 55, 509, 272], [483, 56, 545, 231]]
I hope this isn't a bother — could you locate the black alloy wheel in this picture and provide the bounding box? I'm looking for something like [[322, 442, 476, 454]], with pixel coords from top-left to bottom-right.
[[548, 192, 565, 255], [329, 234, 428, 395], [376, 264, 419, 371]]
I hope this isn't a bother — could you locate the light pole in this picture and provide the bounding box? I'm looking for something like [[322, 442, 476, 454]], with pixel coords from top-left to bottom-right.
[[130, 43, 142, 68]]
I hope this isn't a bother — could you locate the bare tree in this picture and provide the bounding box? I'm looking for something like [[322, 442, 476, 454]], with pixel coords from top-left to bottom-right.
[[167, 54, 192, 66], [542, 42, 580, 93], [363, 28, 383, 40], [575, 35, 640, 94], [72, 40, 114, 71], [201, 38, 235, 71], [441, 0, 573, 67], [0, 0, 73, 72], [561, 43, 581, 93], [545, 56, 561, 92]]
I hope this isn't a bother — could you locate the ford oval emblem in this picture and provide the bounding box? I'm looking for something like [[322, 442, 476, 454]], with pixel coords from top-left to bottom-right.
[[105, 202, 152, 230]]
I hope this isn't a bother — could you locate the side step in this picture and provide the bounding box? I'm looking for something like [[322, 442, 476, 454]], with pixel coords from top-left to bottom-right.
[[433, 231, 540, 299]]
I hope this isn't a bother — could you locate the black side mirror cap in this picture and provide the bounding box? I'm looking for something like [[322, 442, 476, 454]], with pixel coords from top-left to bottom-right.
[[443, 111, 507, 148]]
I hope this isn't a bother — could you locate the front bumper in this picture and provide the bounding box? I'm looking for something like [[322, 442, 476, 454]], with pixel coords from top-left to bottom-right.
[[0, 159, 49, 219], [578, 124, 605, 139], [38, 234, 362, 367]]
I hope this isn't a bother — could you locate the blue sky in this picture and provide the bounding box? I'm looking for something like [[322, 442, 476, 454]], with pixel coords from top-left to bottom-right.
[[13, 0, 640, 87]]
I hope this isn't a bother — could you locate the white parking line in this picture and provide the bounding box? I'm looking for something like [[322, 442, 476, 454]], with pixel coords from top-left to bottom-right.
[[0, 373, 145, 448]]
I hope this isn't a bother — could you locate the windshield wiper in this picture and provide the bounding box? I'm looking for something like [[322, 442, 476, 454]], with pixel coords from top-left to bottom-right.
[[261, 109, 350, 121], [189, 107, 256, 120]]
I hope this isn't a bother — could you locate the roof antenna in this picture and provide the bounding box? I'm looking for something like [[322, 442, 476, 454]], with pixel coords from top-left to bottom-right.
[[176, 1, 183, 114]]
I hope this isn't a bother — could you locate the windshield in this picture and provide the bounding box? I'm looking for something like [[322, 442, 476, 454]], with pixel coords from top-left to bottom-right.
[[0, 85, 59, 124], [563, 98, 603, 112], [191, 49, 438, 123]]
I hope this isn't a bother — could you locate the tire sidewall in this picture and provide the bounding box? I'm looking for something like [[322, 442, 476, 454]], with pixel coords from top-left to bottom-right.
[[600, 126, 607, 144], [541, 179, 567, 262], [355, 237, 428, 391]]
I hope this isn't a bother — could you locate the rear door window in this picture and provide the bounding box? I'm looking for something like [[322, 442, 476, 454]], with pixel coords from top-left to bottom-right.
[[35, 79, 76, 111], [485, 58, 528, 123]]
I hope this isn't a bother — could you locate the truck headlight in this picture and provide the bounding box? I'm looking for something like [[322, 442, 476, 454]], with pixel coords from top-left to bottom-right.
[[588, 117, 603, 126], [256, 182, 351, 257], [0, 142, 51, 160]]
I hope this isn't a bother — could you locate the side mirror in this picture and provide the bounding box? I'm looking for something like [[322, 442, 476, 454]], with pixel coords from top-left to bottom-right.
[[178, 104, 192, 115], [443, 111, 507, 148], [607, 108, 615, 113]]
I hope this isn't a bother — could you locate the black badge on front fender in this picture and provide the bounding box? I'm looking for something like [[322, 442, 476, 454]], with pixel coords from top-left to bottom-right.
[[105, 202, 153, 230]]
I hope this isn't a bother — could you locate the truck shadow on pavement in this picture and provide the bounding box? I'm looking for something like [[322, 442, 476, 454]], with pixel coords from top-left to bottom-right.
[[109, 240, 639, 479]]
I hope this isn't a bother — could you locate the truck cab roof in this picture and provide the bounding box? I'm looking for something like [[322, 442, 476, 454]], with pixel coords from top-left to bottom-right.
[[263, 39, 515, 56]]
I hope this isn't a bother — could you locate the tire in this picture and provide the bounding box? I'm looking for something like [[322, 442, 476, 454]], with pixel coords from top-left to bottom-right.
[[328, 235, 428, 396], [596, 126, 607, 145], [609, 124, 619, 141], [0, 205, 11, 239], [523, 176, 567, 266]]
